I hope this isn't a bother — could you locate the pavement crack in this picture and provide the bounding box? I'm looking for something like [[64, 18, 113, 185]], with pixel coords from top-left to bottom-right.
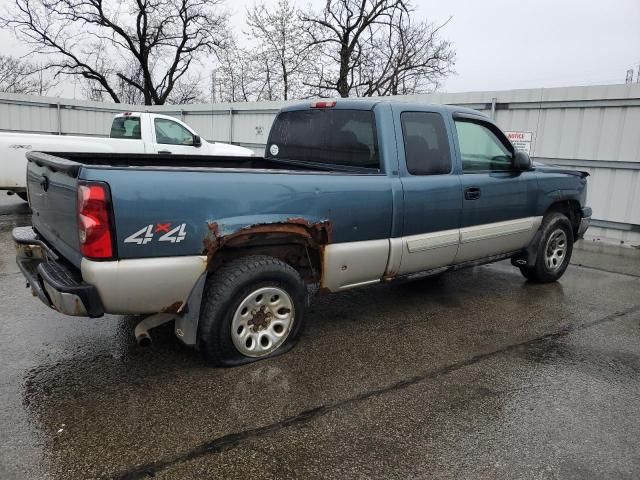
[[109, 305, 640, 480], [571, 262, 640, 279]]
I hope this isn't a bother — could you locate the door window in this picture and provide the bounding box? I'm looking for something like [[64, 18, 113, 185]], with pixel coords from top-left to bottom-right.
[[401, 112, 451, 175], [455, 120, 513, 172], [154, 118, 195, 146]]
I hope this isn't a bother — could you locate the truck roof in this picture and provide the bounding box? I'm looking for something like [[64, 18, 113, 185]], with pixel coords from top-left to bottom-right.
[[113, 111, 183, 122], [282, 99, 488, 118]]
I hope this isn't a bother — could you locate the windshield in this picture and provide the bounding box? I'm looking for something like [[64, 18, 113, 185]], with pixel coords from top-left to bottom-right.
[[267, 109, 379, 169]]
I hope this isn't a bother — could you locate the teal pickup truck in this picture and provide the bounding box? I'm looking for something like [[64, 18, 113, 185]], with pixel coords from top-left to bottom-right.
[[14, 99, 591, 366]]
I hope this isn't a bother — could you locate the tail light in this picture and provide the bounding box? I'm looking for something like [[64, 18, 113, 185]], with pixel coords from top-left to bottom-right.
[[77, 182, 114, 259], [311, 100, 337, 108]]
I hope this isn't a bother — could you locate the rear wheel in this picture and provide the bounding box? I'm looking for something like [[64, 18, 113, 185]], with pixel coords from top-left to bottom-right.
[[199, 255, 308, 366], [519, 212, 574, 283], [16, 192, 28, 202]]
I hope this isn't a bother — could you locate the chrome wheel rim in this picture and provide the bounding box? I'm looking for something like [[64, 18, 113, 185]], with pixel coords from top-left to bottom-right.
[[544, 229, 567, 272], [231, 286, 294, 358]]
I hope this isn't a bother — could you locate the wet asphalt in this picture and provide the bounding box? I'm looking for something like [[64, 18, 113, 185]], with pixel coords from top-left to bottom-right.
[[1, 191, 640, 480]]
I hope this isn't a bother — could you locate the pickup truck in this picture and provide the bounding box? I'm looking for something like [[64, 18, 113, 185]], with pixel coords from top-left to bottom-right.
[[1, 111, 253, 200], [13, 99, 591, 366]]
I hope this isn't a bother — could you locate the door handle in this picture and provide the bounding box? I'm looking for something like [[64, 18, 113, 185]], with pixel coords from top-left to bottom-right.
[[464, 187, 481, 200], [158, 150, 172, 154]]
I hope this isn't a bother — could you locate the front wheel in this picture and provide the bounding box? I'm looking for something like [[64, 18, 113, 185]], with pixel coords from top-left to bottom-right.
[[198, 255, 308, 366], [520, 212, 574, 283]]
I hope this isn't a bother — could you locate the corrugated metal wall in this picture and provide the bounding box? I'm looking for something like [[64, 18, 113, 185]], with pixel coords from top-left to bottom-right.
[[1, 83, 639, 246]]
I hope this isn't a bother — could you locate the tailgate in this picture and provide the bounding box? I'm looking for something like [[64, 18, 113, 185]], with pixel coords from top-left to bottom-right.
[[27, 152, 83, 267]]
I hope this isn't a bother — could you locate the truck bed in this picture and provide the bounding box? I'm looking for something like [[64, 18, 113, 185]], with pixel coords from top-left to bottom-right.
[[25, 149, 390, 270], [30, 151, 377, 174]]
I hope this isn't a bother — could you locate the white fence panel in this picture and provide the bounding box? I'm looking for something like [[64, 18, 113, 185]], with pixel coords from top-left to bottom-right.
[[1, 83, 639, 245]]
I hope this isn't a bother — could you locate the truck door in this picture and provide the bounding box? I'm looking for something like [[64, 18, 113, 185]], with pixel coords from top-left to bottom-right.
[[151, 117, 202, 155], [394, 108, 463, 275], [452, 114, 540, 263]]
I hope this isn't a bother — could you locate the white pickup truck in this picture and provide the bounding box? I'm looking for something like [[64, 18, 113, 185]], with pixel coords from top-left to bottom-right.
[[1, 112, 254, 200]]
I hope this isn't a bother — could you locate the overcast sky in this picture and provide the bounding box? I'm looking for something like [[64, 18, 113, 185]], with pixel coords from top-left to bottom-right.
[[1, 0, 639, 98]]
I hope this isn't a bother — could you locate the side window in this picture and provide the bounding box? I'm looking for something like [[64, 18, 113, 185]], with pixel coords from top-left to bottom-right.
[[401, 112, 451, 175], [455, 120, 513, 172], [154, 118, 195, 146], [110, 117, 141, 139]]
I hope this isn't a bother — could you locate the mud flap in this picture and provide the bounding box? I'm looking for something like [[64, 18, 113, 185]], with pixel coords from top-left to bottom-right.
[[173, 273, 207, 347], [511, 228, 543, 268]]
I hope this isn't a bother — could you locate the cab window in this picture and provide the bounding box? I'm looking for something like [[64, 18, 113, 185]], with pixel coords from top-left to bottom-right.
[[455, 120, 513, 172], [267, 109, 379, 169], [110, 117, 141, 139], [154, 118, 195, 146], [401, 112, 451, 175]]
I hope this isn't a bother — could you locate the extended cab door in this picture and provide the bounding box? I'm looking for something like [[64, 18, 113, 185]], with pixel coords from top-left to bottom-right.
[[393, 107, 463, 275], [452, 114, 540, 263], [151, 116, 203, 155]]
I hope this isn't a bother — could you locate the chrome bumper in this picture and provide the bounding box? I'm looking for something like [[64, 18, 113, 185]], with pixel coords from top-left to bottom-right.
[[13, 226, 104, 318]]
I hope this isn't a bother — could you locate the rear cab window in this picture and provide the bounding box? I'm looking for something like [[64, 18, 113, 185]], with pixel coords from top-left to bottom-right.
[[110, 117, 142, 139], [266, 109, 380, 170]]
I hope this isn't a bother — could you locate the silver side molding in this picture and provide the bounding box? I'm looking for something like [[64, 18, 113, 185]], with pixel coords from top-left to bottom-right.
[[406, 229, 459, 252], [396, 228, 460, 275], [321, 216, 543, 291], [455, 216, 542, 263], [460, 217, 542, 244]]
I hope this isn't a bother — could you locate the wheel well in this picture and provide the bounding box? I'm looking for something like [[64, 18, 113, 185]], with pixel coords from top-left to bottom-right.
[[206, 232, 324, 284], [546, 200, 581, 236]]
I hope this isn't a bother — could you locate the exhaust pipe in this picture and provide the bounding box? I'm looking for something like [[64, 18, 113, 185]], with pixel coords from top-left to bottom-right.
[[134, 313, 175, 346]]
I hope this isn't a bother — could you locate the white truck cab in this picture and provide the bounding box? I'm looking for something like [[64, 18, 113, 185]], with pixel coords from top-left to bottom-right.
[[1, 111, 253, 200]]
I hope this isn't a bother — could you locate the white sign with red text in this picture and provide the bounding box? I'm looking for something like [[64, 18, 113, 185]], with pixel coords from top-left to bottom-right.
[[504, 131, 533, 155]]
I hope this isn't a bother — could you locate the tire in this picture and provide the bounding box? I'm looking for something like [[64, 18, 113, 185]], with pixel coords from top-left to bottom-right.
[[16, 192, 28, 202], [198, 255, 308, 367], [519, 212, 574, 283]]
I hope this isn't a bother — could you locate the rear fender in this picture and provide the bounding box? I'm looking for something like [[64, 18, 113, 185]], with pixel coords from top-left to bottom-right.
[[173, 214, 332, 347]]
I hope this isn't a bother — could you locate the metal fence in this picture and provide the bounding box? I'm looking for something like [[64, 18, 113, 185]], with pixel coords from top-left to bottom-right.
[[1, 83, 639, 246]]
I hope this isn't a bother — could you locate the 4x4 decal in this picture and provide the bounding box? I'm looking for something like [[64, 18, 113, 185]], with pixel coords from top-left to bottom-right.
[[124, 223, 187, 245]]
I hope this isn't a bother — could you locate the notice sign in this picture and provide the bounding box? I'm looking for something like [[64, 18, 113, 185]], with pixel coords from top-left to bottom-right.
[[504, 131, 533, 155]]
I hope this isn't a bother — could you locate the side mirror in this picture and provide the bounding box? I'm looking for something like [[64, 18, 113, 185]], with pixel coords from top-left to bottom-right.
[[193, 135, 202, 147], [513, 151, 532, 171]]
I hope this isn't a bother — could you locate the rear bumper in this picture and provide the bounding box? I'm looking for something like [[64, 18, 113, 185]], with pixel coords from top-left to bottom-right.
[[577, 207, 592, 239], [13, 226, 104, 317]]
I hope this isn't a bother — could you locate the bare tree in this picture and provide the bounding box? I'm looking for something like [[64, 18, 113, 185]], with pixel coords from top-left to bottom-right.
[[300, 0, 408, 97], [0, 55, 56, 95], [246, 0, 314, 100], [215, 42, 261, 103], [301, 0, 454, 98], [166, 74, 207, 104], [1, 0, 229, 105], [358, 13, 455, 96], [83, 64, 206, 104]]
